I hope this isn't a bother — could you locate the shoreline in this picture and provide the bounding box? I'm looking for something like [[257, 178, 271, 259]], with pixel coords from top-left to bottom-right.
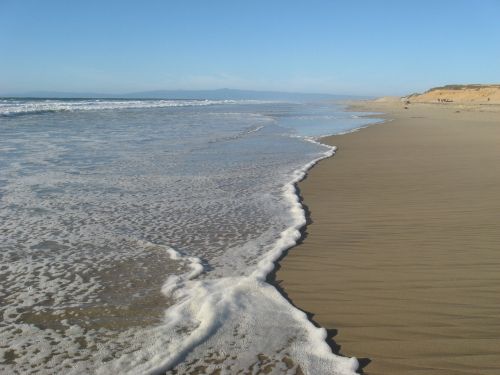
[[275, 100, 500, 374], [267, 110, 387, 371]]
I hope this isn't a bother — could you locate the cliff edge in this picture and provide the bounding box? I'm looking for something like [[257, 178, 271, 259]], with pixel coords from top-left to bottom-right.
[[407, 84, 500, 104]]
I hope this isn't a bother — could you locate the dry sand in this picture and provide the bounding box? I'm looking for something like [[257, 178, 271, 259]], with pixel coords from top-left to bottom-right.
[[275, 101, 500, 374]]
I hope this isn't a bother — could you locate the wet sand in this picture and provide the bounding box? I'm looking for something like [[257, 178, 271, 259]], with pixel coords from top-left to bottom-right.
[[276, 101, 500, 374]]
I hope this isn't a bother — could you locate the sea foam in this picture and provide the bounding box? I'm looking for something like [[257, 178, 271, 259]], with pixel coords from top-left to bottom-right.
[[95, 142, 360, 374], [0, 99, 377, 374], [0, 98, 265, 116]]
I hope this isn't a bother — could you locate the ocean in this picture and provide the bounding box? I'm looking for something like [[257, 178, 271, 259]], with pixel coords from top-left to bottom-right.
[[0, 98, 378, 374]]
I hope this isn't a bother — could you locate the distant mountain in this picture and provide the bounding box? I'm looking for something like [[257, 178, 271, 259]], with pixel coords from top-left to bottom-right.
[[5, 89, 367, 101]]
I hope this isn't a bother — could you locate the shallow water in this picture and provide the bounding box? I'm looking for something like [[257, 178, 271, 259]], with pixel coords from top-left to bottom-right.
[[0, 98, 375, 374]]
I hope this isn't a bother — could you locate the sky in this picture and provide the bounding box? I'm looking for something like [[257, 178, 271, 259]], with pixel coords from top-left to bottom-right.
[[1, 0, 499, 96]]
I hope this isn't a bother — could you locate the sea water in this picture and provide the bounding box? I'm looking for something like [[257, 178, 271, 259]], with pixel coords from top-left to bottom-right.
[[0, 98, 378, 374]]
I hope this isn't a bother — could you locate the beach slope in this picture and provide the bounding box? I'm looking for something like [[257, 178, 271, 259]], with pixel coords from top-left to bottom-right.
[[276, 101, 500, 374]]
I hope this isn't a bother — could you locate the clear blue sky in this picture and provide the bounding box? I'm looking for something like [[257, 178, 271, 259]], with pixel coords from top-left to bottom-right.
[[1, 0, 499, 96]]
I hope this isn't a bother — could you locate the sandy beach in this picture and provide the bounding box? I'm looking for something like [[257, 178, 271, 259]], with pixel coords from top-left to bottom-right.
[[275, 101, 500, 374]]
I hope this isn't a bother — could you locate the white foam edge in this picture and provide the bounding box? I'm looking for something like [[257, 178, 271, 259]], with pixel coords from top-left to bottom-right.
[[250, 139, 336, 281], [118, 139, 359, 375], [248, 139, 359, 373]]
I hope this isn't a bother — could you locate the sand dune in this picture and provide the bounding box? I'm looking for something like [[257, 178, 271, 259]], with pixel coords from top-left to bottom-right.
[[408, 84, 500, 104]]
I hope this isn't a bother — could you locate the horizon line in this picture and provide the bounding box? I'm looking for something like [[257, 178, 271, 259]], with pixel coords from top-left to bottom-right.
[[0, 88, 373, 100]]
